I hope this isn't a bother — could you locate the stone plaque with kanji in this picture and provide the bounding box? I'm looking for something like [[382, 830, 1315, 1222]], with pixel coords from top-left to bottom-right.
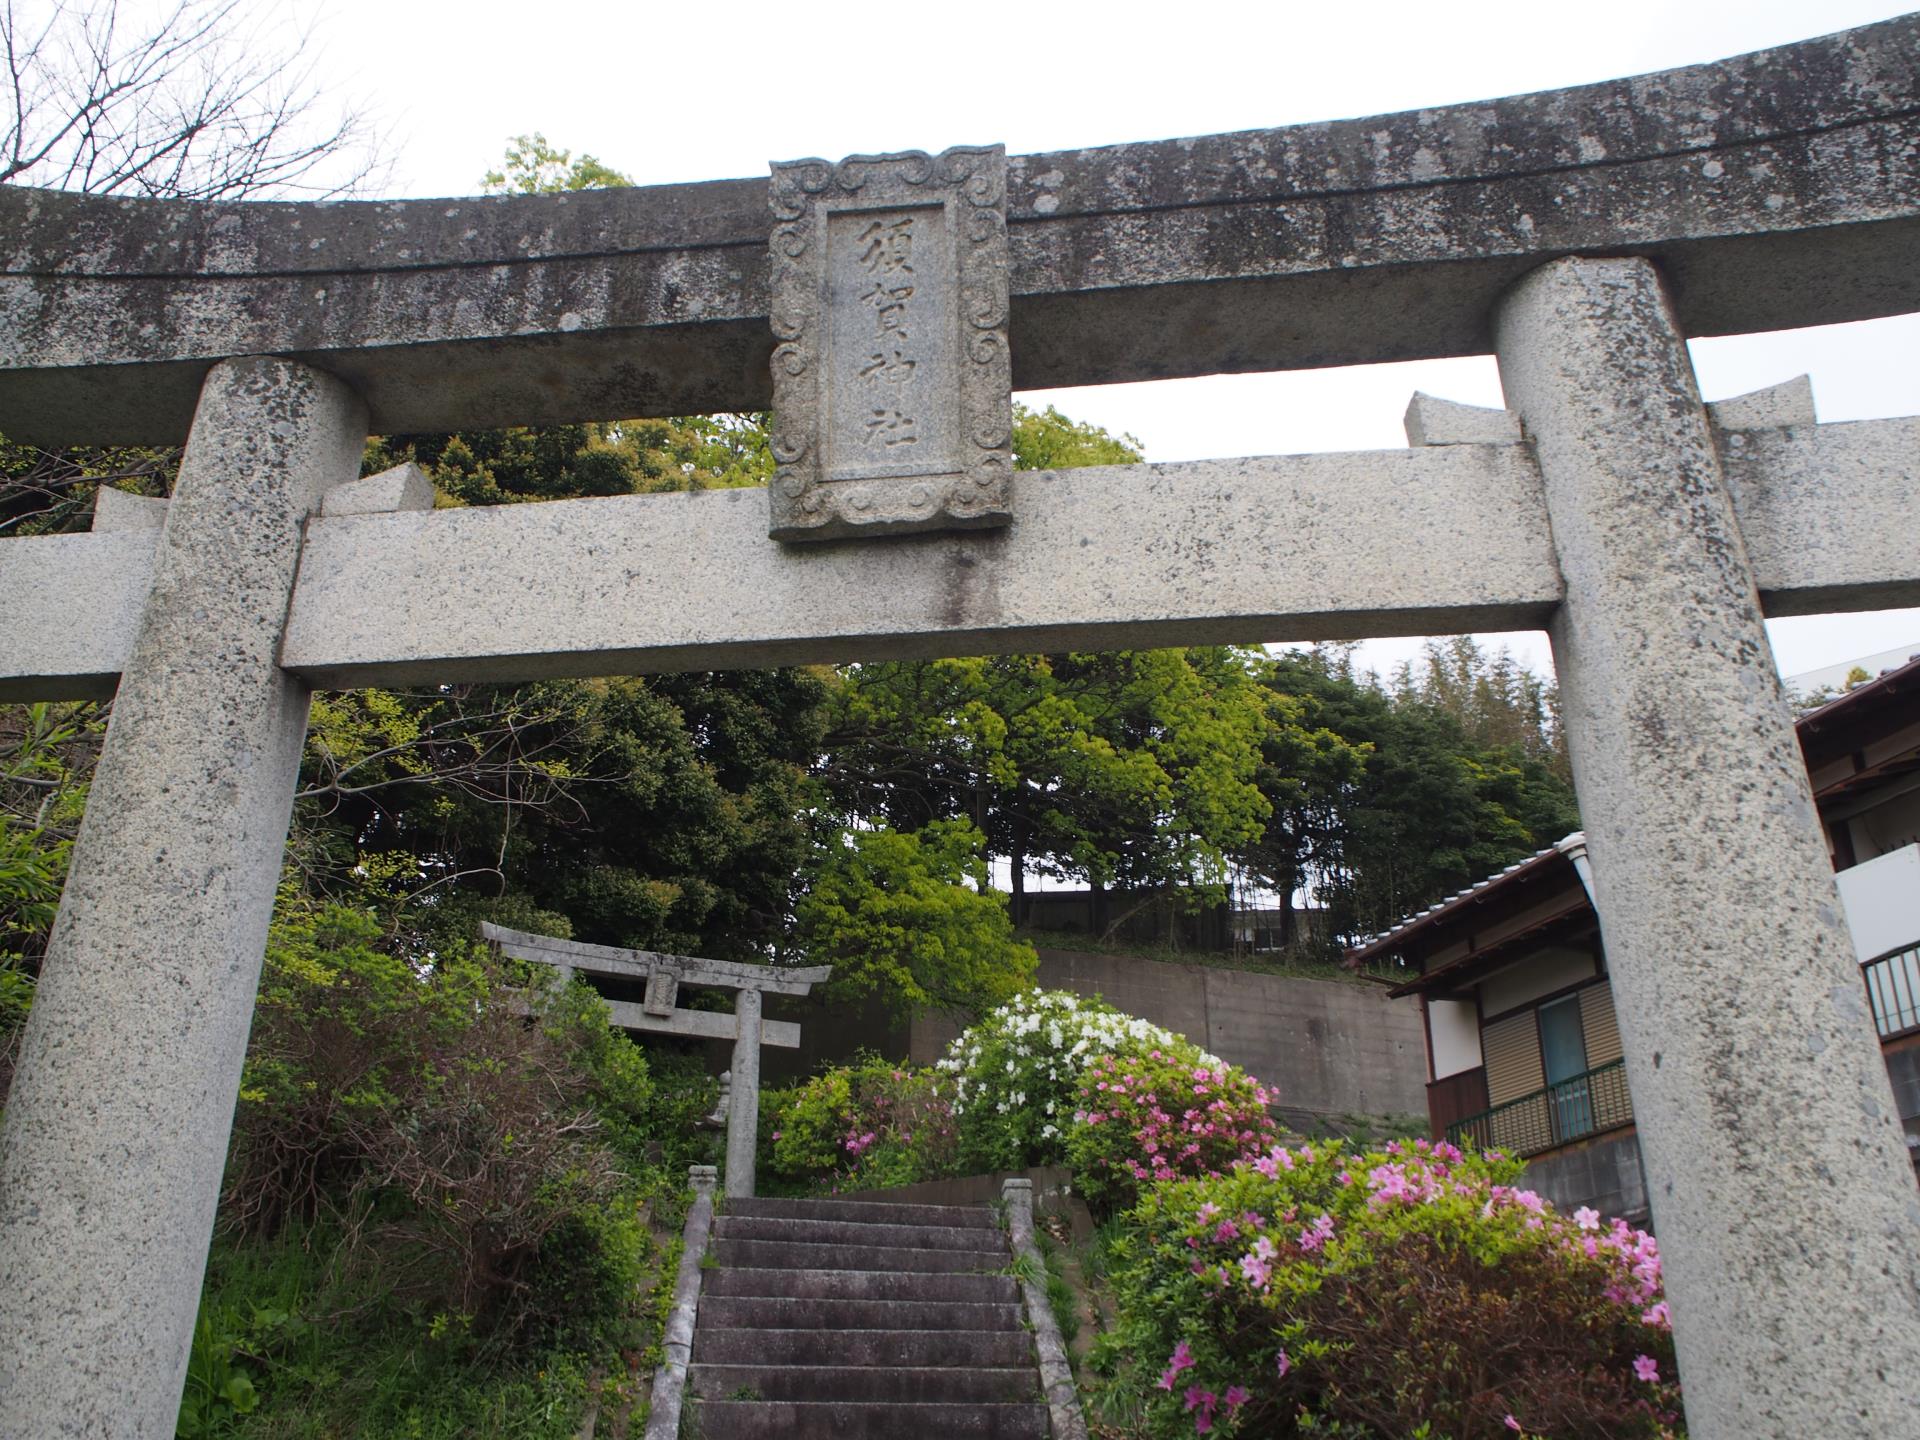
[[643, 966, 679, 1017], [766, 146, 1012, 541]]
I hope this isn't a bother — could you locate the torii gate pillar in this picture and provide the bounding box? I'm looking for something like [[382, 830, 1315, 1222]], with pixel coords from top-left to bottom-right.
[[1496, 257, 1920, 1440], [0, 359, 367, 1440]]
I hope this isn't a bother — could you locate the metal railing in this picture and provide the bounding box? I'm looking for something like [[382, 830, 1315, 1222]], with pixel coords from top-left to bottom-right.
[[1864, 944, 1920, 1041], [1447, 1057, 1634, 1158]]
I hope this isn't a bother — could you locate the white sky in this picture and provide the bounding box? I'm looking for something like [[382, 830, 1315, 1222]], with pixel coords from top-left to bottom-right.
[[305, 0, 1920, 684]]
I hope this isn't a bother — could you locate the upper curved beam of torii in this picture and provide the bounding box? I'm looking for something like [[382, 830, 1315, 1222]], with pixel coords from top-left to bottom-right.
[[0, 14, 1915, 446]]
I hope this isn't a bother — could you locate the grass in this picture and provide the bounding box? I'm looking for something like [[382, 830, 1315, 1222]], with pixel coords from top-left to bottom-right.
[[181, 1228, 607, 1440], [1035, 1231, 1081, 1351]]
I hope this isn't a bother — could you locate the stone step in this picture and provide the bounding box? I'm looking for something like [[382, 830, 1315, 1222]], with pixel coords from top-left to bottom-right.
[[686, 1400, 1049, 1439], [702, 1266, 1019, 1304], [697, 1295, 1024, 1332], [725, 1196, 999, 1229], [692, 1326, 1033, 1369], [691, 1363, 1040, 1404], [714, 1213, 1008, 1252], [711, 1237, 1007, 1274]]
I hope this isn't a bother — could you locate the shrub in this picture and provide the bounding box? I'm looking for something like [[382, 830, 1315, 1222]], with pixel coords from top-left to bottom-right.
[[1099, 1138, 1679, 1439], [935, 989, 1221, 1172], [762, 1053, 958, 1193], [1065, 1050, 1279, 1215], [226, 897, 654, 1341]]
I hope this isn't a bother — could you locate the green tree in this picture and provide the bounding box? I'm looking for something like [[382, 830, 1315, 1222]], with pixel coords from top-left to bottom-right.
[[823, 409, 1279, 934], [795, 819, 1036, 1018], [1011, 403, 1142, 470], [1249, 646, 1579, 943], [1388, 635, 1569, 782], [482, 132, 628, 195]]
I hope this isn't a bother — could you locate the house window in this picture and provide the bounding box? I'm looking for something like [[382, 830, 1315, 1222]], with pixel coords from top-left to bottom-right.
[[1539, 994, 1593, 1138], [1462, 980, 1633, 1157]]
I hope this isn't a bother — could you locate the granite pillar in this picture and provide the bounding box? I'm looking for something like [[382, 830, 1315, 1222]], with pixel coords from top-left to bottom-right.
[[725, 988, 762, 1198], [0, 358, 368, 1439], [1495, 257, 1920, 1439]]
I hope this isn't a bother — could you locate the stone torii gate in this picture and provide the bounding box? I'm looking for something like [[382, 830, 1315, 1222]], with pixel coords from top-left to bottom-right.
[[480, 921, 830, 1198], [2, 17, 1920, 1440]]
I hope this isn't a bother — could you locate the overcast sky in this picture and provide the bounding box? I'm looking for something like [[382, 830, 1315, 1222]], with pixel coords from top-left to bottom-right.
[[307, 0, 1919, 685]]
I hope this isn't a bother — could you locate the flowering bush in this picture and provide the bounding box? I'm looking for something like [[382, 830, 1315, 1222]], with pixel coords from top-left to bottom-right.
[[1065, 1051, 1279, 1215], [933, 990, 1224, 1173], [1098, 1138, 1680, 1439], [761, 1053, 958, 1193]]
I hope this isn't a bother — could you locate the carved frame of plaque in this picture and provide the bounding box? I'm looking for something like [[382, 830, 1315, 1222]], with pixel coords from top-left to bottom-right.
[[642, 967, 680, 1018], [767, 146, 1012, 541]]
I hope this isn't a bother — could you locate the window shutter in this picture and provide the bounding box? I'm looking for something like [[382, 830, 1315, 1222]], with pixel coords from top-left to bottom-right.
[[1581, 982, 1624, 1068], [1483, 1010, 1546, 1106]]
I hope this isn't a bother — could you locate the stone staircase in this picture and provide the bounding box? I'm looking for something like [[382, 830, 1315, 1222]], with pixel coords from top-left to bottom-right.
[[686, 1195, 1051, 1438]]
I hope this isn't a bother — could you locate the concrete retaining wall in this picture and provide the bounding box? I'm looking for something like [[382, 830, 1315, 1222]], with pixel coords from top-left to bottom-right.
[[910, 948, 1427, 1121]]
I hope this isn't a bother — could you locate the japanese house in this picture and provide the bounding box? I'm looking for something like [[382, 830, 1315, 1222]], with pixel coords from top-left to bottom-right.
[[1347, 655, 1920, 1222]]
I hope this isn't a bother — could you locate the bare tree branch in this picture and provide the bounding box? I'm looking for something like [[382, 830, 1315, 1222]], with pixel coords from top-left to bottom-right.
[[0, 0, 388, 201]]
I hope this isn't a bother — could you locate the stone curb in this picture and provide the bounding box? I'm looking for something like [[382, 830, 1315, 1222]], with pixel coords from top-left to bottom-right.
[[642, 1165, 717, 1440], [1002, 1177, 1091, 1440]]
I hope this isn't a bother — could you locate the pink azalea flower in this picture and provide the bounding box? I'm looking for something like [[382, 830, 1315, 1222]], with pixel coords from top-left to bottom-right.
[[1223, 1386, 1248, 1410], [1634, 1354, 1660, 1383], [1574, 1205, 1601, 1231], [1504, 1416, 1522, 1433], [1275, 1349, 1290, 1379]]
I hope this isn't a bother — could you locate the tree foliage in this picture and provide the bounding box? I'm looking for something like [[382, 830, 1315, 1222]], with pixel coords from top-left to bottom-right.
[[481, 132, 626, 195], [823, 410, 1277, 931], [796, 819, 1036, 1018], [1246, 645, 1580, 942]]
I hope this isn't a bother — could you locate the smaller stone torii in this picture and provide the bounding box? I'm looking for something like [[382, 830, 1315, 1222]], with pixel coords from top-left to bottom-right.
[[481, 922, 829, 1197]]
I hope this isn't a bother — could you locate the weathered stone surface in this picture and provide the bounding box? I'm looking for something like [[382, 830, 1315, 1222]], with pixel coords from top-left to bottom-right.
[[0, 359, 367, 1440], [274, 445, 1560, 688], [1495, 257, 1920, 1440], [727, 988, 763, 1199], [767, 148, 1011, 540], [643, 1165, 717, 1440], [1707, 375, 1816, 431], [1, 17, 1916, 443], [1403, 393, 1522, 447], [1721, 415, 1920, 616], [1002, 1179, 1089, 1440], [318, 460, 435, 516], [90, 486, 167, 530], [481, 920, 831, 995], [5, 415, 1913, 703]]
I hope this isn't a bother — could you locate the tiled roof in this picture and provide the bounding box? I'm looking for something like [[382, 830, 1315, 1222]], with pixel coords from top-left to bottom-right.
[[1346, 834, 1583, 962]]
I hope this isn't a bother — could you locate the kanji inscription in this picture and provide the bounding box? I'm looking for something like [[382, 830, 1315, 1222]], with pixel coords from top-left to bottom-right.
[[767, 146, 1011, 541]]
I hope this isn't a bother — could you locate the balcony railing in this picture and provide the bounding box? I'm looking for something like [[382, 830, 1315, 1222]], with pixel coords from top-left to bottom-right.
[[1446, 1057, 1634, 1159], [1864, 943, 1920, 1041]]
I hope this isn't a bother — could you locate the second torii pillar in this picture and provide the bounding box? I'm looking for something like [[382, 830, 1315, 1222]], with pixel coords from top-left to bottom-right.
[[726, 989, 763, 1198]]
